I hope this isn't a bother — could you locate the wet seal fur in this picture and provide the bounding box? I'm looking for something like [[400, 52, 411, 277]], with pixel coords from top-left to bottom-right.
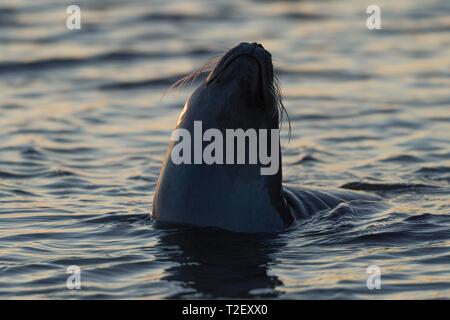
[[152, 42, 379, 233]]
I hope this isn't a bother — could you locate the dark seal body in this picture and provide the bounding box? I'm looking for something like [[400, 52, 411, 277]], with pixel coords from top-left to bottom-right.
[[152, 42, 379, 233]]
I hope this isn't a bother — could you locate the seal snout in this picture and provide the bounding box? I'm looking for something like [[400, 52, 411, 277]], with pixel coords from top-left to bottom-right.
[[207, 42, 271, 83], [237, 42, 265, 53], [230, 42, 270, 63]]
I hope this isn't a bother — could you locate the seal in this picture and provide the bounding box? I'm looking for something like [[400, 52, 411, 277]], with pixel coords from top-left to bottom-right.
[[152, 42, 379, 233]]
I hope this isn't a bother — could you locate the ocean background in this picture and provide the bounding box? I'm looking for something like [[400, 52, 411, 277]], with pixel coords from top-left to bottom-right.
[[0, 0, 449, 299]]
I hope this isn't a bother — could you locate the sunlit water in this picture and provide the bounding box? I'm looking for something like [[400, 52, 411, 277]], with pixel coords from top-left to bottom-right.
[[0, 0, 449, 299]]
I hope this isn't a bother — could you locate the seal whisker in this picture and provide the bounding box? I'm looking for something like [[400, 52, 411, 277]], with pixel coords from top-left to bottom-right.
[[272, 73, 291, 142], [160, 55, 222, 101], [171, 56, 222, 90]]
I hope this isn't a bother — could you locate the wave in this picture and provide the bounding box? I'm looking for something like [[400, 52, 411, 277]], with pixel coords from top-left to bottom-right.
[[0, 49, 216, 74], [341, 181, 439, 191], [277, 68, 372, 80]]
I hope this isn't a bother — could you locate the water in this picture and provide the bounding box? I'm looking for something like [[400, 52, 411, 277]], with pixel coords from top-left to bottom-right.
[[0, 0, 449, 299]]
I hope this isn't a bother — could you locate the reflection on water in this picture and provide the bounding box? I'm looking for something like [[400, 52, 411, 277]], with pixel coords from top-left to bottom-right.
[[0, 0, 449, 298], [157, 226, 284, 298]]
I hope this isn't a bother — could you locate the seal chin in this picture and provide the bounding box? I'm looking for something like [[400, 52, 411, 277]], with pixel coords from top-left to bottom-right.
[[206, 42, 274, 109]]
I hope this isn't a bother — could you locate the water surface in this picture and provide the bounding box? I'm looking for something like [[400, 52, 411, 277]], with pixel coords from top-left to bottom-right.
[[0, 0, 449, 299]]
